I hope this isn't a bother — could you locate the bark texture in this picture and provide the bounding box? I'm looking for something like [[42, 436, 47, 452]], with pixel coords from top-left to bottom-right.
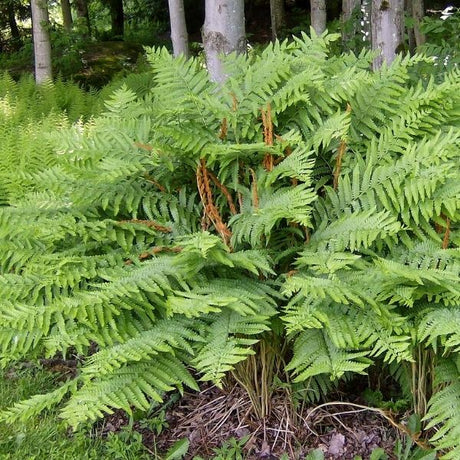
[[411, 0, 425, 47], [31, 0, 52, 83], [202, 0, 246, 83], [7, 1, 21, 43], [371, 0, 404, 70], [342, 0, 361, 46], [311, 0, 327, 35], [61, 0, 73, 32], [109, 0, 124, 37], [74, 0, 91, 36], [270, 0, 286, 40], [168, 0, 189, 57]]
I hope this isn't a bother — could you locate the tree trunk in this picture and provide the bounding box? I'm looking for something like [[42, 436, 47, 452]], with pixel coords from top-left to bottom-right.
[[109, 0, 124, 38], [405, 0, 416, 54], [61, 0, 73, 32], [168, 0, 189, 57], [342, 0, 360, 47], [411, 0, 425, 48], [74, 0, 91, 36], [270, 0, 286, 40], [30, 0, 52, 83], [311, 0, 327, 35], [7, 1, 21, 44], [371, 0, 404, 70], [202, 0, 246, 83]]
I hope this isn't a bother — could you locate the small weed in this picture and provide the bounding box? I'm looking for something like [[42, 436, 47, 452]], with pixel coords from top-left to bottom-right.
[[210, 436, 250, 460], [104, 427, 149, 460]]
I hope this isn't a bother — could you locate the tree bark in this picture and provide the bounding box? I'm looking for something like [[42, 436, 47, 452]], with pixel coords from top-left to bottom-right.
[[168, 0, 189, 57], [7, 1, 21, 43], [30, 0, 52, 83], [74, 0, 91, 36], [311, 0, 327, 35], [270, 0, 286, 40], [202, 0, 246, 83], [61, 0, 73, 32], [109, 0, 124, 38], [342, 0, 361, 47], [411, 0, 425, 48], [371, 0, 404, 70]]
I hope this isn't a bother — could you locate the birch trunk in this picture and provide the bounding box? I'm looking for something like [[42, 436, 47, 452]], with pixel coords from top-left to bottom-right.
[[270, 0, 286, 40], [371, 0, 404, 70], [202, 0, 246, 83], [168, 0, 189, 57], [31, 0, 52, 83], [61, 0, 73, 32], [311, 0, 327, 35]]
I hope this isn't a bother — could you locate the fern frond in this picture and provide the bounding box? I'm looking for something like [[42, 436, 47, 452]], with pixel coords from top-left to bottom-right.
[[286, 329, 371, 381]]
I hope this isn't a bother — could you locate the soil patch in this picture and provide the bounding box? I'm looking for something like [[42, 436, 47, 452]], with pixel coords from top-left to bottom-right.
[[101, 383, 406, 459]]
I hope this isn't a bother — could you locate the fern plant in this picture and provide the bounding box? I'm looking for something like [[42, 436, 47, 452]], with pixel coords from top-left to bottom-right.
[[0, 34, 459, 456]]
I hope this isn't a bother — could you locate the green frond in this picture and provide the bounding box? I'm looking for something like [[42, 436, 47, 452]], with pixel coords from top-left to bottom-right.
[[0, 379, 76, 424], [194, 310, 272, 384], [60, 357, 198, 428], [286, 329, 372, 381], [230, 183, 316, 247], [425, 357, 460, 457]]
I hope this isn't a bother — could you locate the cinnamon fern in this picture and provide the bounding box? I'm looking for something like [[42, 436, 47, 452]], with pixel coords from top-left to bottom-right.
[[0, 35, 459, 456]]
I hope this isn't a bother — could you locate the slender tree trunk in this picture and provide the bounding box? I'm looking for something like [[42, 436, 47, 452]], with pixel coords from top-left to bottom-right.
[[411, 0, 425, 48], [202, 0, 246, 83], [31, 0, 52, 83], [61, 0, 73, 32], [371, 0, 404, 70], [109, 0, 124, 37], [74, 0, 91, 36], [311, 0, 327, 35], [270, 0, 286, 40], [7, 1, 21, 43], [168, 0, 189, 57], [405, 0, 416, 54], [342, 0, 360, 47]]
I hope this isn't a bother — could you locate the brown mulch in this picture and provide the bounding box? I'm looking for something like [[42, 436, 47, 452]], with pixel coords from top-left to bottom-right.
[[100, 382, 406, 459]]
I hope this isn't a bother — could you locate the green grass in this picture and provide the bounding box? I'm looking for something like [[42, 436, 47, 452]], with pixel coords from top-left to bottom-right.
[[0, 366, 108, 459]]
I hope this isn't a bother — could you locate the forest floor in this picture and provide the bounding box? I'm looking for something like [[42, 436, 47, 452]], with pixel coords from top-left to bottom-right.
[[1, 363, 425, 459], [101, 382, 406, 459]]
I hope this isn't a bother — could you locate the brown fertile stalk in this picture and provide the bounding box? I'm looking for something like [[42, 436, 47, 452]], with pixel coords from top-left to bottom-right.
[[231, 92, 238, 112], [196, 159, 232, 246], [261, 103, 274, 171], [442, 217, 451, 249], [119, 219, 172, 233], [125, 246, 182, 265], [134, 142, 153, 151], [139, 246, 182, 259], [207, 170, 238, 215], [249, 168, 259, 210], [143, 173, 166, 192], [219, 117, 228, 140]]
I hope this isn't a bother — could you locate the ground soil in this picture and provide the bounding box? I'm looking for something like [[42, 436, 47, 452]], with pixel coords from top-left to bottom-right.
[[100, 382, 409, 459]]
